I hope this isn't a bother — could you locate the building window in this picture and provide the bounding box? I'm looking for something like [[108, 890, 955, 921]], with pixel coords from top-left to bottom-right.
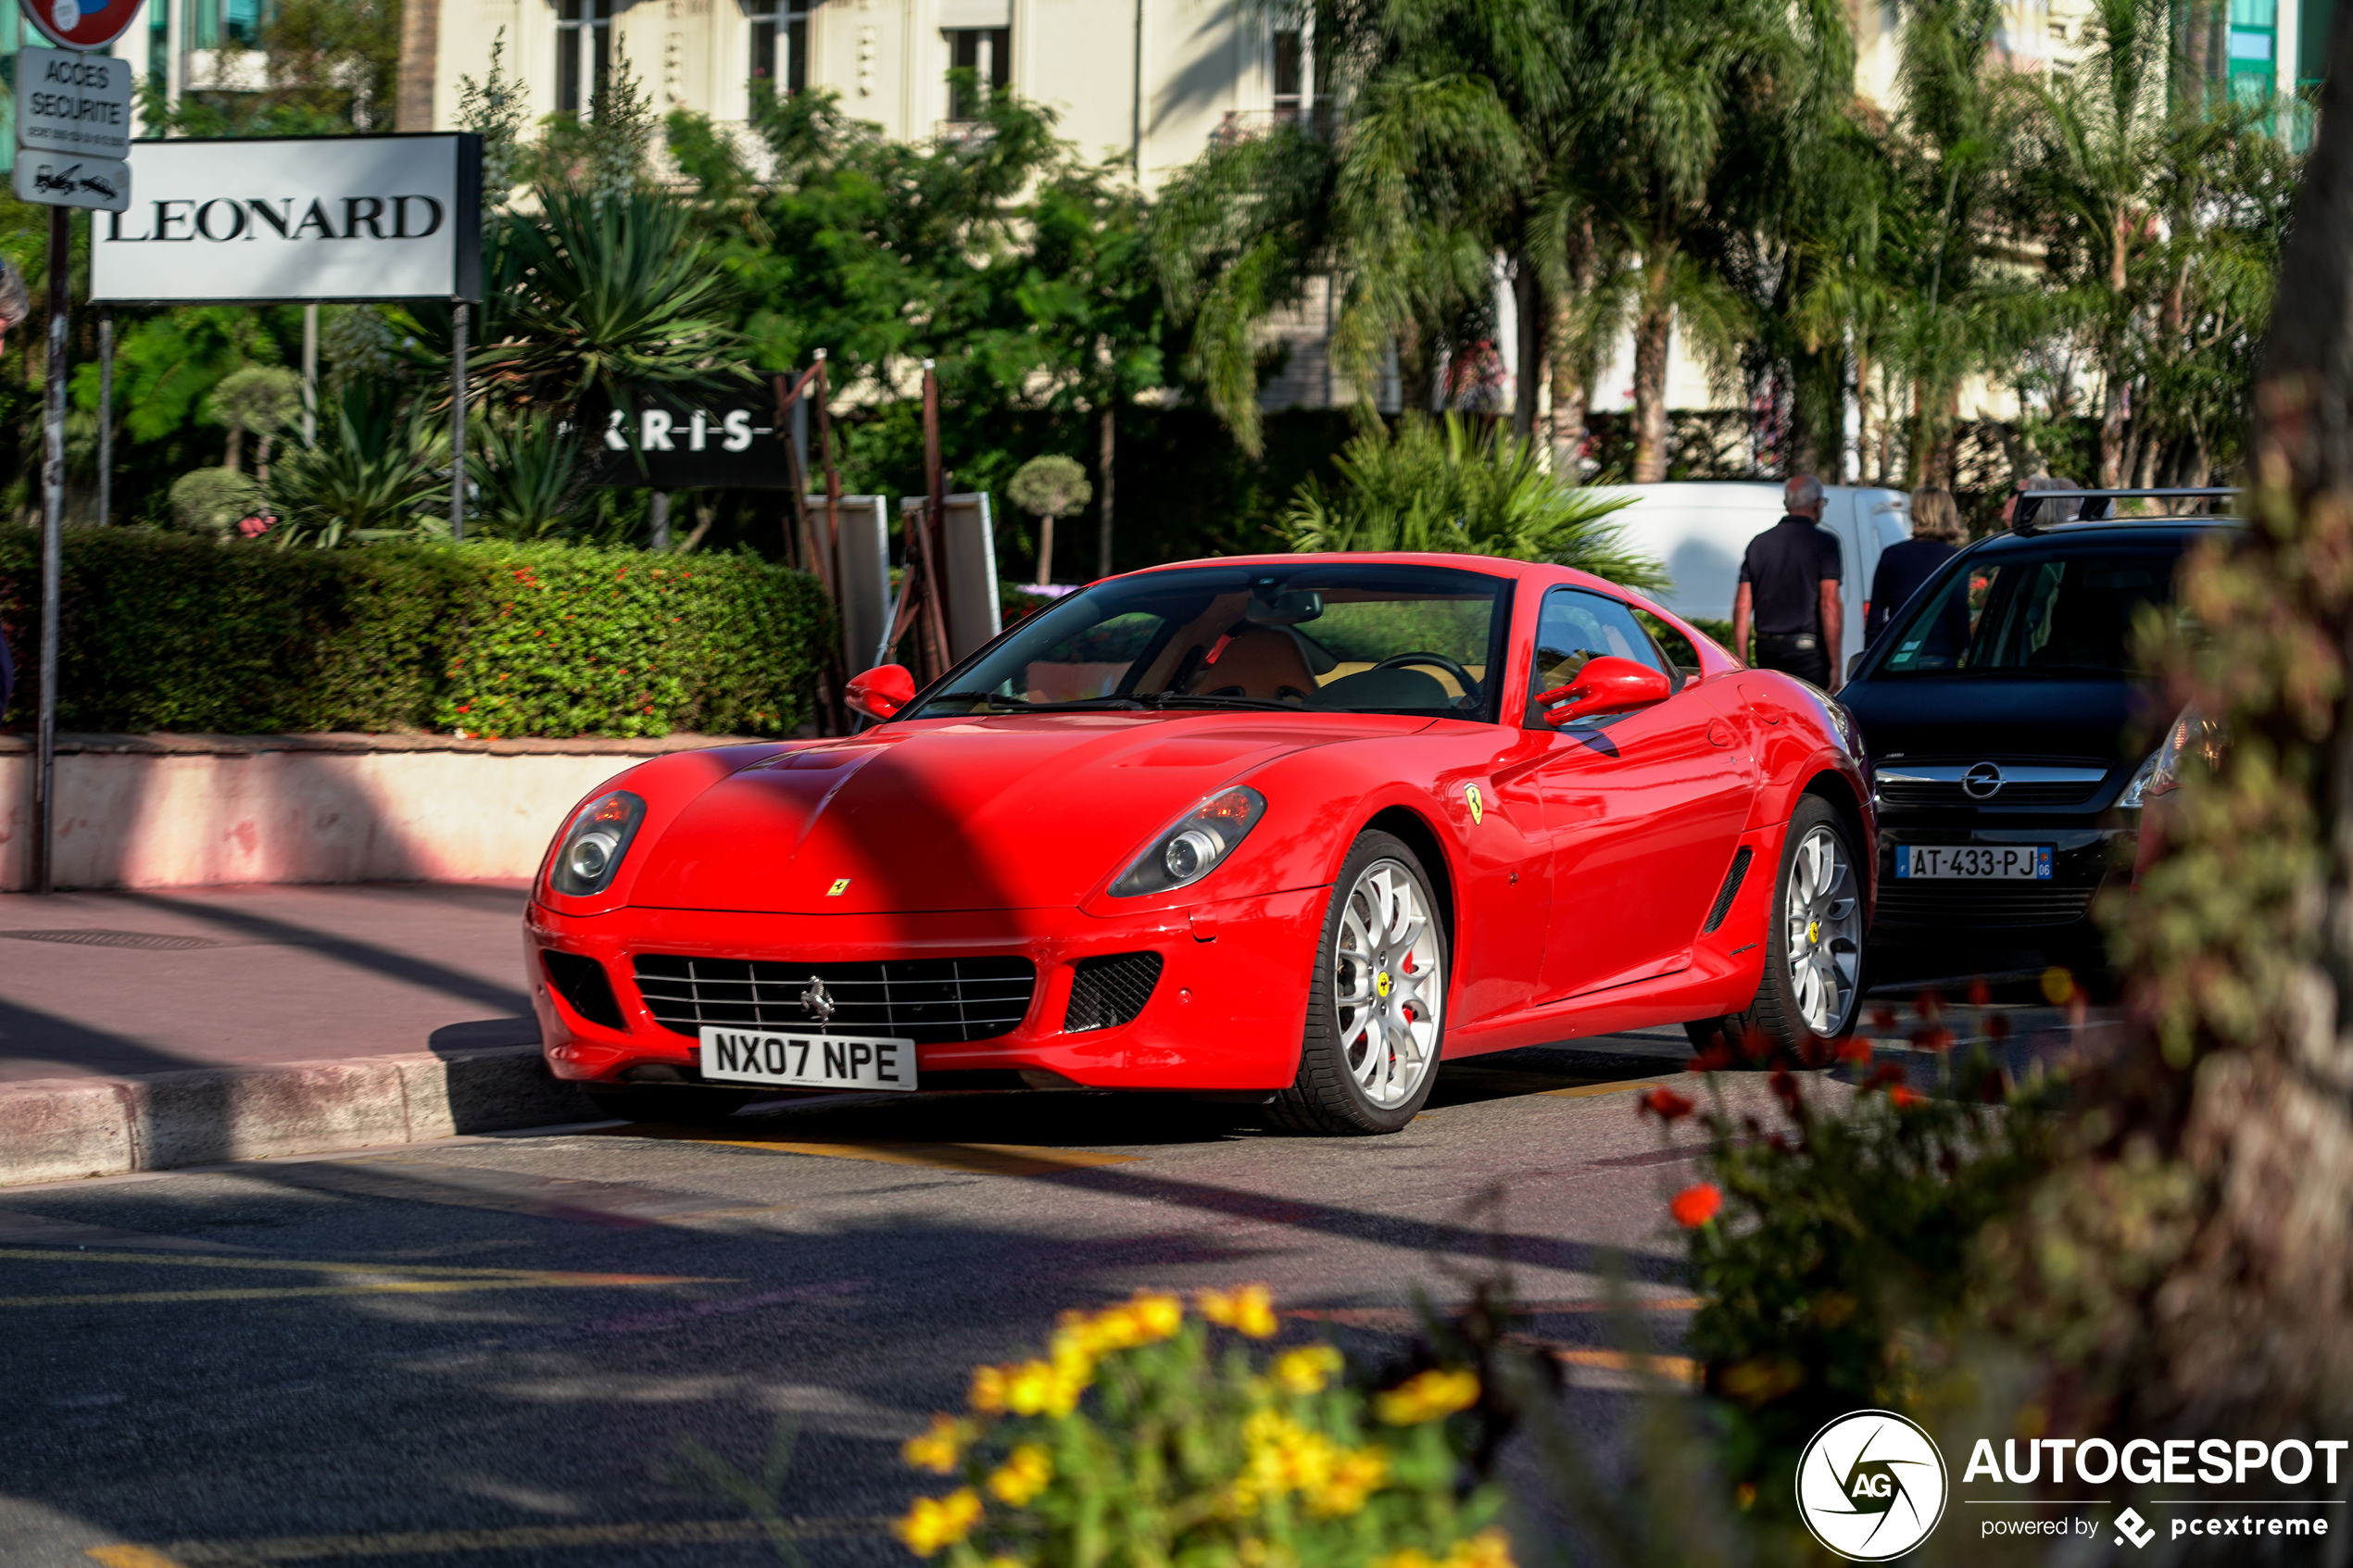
[[1273, 29, 1303, 120], [558, 0, 614, 117], [188, 0, 266, 50], [752, 0, 812, 94], [945, 26, 1007, 120], [150, 0, 170, 88]]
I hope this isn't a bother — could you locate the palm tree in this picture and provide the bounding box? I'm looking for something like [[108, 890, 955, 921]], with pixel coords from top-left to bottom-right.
[[1280, 413, 1664, 587]]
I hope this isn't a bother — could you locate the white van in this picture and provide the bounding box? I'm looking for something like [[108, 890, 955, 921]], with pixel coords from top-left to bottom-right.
[[1589, 483, 1911, 672]]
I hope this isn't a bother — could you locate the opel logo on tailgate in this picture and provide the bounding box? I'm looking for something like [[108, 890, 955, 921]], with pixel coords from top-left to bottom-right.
[[1963, 762, 2004, 799]]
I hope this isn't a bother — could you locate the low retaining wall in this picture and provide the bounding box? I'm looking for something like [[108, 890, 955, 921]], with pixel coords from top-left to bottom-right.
[[0, 732, 758, 890]]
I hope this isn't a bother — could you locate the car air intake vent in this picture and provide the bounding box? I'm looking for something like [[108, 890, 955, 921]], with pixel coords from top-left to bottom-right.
[[634, 955, 1036, 1045], [1064, 951, 1164, 1033], [1874, 884, 2095, 929], [543, 950, 628, 1031], [1701, 847, 1753, 935]]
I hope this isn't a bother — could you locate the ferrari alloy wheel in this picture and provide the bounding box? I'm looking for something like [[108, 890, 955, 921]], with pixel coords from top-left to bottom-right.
[[1684, 797, 1865, 1058], [1268, 831, 1447, 1135], [1783, 822, 1862, 1035]]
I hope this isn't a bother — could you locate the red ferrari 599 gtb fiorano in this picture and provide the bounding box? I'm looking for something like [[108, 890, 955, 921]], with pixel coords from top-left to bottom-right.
[[527, 554, 1872, 1135]]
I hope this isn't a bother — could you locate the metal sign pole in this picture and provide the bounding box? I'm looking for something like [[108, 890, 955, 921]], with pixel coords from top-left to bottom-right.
[[33, 205, 69, 895], [449, 303, 468, 541], [96, 307, 112, 524], [301, 303, 318, 445]]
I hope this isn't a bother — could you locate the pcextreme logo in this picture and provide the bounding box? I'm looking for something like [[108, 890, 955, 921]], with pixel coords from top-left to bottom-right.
[[1795, 1410, 1950, 1561]]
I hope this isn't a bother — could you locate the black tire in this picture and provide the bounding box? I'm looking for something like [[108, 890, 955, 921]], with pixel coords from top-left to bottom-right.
[[1265, 831, 1448, 1135], [1685, 796, 1865, 1059], [582, 1085, 755, 1124]]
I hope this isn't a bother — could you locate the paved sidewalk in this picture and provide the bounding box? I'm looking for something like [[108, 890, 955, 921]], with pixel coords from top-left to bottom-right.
[[0, 881, 539, 1084]]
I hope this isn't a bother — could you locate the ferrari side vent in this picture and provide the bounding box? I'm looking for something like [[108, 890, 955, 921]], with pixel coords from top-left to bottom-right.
[[544, 950, 628, 1031], [1064, 952, 1164, 1034], [1701, 847, 1754, 935]]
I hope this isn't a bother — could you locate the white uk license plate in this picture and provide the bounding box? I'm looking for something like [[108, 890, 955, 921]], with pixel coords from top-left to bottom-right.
[[1894, 845, 2052, 880], [698, 1026, 919, 1092]]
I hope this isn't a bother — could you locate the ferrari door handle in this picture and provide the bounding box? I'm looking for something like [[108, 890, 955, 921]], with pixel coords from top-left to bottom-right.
[[1707, 718, 1737, 749]]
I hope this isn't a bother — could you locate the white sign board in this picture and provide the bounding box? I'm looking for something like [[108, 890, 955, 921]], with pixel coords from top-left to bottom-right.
[[13, 149, 130, 211], [90, 133, 482, 304], [17, 47, 133, 159]]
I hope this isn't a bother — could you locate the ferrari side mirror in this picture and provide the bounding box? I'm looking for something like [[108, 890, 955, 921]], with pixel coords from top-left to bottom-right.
[[1538, 656, 1673, 725], [846, 663, 916, 721]]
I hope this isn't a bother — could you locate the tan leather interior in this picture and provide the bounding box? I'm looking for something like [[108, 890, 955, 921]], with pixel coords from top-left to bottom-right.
[[1189, 627, 1317, 701]]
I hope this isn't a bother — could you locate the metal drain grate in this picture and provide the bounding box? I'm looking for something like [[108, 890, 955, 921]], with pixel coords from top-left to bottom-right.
[[0, 930, 221, 950]]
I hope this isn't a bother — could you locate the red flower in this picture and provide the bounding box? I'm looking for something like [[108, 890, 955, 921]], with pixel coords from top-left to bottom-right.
[[1641, 1087, 1695, 1122], [1863, 1063, 1907, 1091], [1833, 1037, 1871, 1064], [1890, 1085, 1924, 1110], [1670, 1184, 1723, 1228]]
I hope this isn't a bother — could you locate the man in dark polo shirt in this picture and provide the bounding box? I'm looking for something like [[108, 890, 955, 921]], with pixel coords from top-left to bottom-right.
[[1730, 473, 1843, 691]]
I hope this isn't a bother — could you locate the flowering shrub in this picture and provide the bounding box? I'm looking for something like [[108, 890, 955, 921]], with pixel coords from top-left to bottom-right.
[[1642, 1004, 2062, 1537], [892, 1286, 1508, 1568]]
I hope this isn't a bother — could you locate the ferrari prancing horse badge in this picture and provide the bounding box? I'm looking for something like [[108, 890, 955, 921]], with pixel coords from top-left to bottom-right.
[[1465, 784, 1484, 825]]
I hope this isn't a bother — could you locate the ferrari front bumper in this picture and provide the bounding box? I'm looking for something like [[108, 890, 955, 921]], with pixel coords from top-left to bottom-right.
[[524, 887, 1329, 1094]]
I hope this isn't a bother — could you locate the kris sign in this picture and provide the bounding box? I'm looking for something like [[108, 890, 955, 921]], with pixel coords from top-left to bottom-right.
[[90, 133, 482, 305]]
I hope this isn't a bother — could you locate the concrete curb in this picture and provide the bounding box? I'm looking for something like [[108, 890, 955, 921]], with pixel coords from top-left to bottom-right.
[[0, 1047, 598, 1186]]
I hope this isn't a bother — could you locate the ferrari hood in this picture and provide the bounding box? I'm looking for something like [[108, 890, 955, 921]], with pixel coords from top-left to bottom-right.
[[625, 711, 1423, 914]]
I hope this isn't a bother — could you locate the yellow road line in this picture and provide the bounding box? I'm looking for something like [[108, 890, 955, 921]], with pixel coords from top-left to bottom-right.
[[102, 1516, 887, 1564], [0, 1248, 718, 1309], [605, 1131, 1139, 1177], [1537, 1075, 1676, 1099], [1550, 1347, 1703, 1384], [87, 1548, 189, 1568]]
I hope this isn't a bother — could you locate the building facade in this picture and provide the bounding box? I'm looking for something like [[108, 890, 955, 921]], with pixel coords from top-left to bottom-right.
[[404, 0, 1319, 193]]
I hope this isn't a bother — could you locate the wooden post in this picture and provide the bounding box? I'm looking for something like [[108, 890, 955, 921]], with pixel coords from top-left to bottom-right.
[[96, 308, 113, 526], [449, 304, 469, 541]]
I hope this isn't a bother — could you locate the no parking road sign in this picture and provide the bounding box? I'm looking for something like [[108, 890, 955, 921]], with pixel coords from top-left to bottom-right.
[[20, 0, 145, 51]]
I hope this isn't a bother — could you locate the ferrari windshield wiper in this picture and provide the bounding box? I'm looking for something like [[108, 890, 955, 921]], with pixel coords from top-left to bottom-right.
[[1149, 693, 1309, 713], [924, 692, 1147, 712]]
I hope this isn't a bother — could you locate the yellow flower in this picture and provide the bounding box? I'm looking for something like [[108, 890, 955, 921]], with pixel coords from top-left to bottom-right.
[[987, 1443, 1054, 1506], [1373, 1550, 1441, 1568], [901, 1413, 968, 1474], [1446, 1530, 1515, 1568], [1201, 1284, 1279, 1338], [1271, 1345, 1342, 1396], [1375, 1367, 1480, 1425], [1130, 1290, 1183, 1339], [892, 1489, 983, 1557], [969, 1364, 1009, 1413], [987, 1557, 1029, 1568], [1308, 1445, 1389, 1516]]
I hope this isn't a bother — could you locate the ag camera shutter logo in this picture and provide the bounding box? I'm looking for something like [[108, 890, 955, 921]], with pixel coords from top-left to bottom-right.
[[1795, 1410, 1949, 1561]]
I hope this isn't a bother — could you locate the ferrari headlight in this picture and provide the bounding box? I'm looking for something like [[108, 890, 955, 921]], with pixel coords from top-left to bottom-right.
[[1110, 787, 1266, 897], [549, 790, 647, 897]]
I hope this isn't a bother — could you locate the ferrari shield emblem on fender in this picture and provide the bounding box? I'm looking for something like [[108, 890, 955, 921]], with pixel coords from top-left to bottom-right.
[[1465, 784, 1484, 825], [826, 878, 850, 897]]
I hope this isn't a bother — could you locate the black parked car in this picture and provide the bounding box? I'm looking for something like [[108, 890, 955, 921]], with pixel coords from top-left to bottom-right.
[[1837, 491, 2234, 970]]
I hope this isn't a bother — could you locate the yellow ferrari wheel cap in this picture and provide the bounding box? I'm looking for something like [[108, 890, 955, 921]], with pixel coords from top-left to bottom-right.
[[1375, 971, 1392, 998], [1806, 920, 1819, 946]]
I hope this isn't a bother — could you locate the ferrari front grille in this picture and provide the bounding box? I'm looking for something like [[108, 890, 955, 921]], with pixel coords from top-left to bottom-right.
[[632, 954, 1037, 1044], [1064, 951, 1164, 1033]]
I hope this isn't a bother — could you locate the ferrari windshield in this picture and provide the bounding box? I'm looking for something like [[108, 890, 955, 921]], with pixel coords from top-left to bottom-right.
[[912, 562, 1515, 721], [1877, 541, 2189, 678]]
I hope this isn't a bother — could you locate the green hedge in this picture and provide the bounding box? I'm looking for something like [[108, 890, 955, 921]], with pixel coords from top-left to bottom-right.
[[0, 530, 833, 738]]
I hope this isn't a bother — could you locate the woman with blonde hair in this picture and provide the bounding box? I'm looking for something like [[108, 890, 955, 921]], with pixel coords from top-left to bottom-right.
[[1865, 485, 1965, 645]]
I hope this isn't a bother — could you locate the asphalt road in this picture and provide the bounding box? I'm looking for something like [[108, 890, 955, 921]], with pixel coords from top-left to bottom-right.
[[0, 1033, 1752, 1568]]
